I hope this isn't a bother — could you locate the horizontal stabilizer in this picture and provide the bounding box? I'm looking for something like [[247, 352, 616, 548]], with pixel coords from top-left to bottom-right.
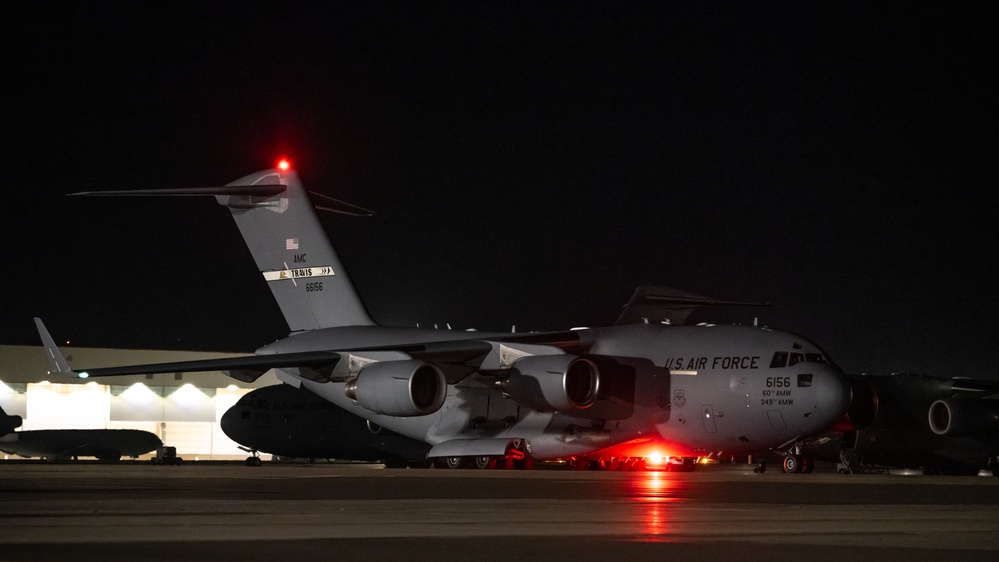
[[70, 186, 375, 216], [309, 191, 375, 217], [70, 185, 287, 197]]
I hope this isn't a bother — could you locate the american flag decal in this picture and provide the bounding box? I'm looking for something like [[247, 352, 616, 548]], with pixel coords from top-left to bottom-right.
[[286, 238, 299, 250]]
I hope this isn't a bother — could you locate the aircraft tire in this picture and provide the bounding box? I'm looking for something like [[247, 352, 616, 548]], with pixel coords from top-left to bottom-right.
[[783, 454, 802, 474], [473, 456, 496, 469], [442, 456, 466, 469]]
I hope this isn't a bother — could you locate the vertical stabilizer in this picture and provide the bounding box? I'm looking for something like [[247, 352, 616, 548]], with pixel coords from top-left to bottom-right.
[[216, 169, 376, 331]]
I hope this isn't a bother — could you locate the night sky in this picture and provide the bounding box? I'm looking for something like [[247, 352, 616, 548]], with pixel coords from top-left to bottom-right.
[[2, 3, 996, 378]]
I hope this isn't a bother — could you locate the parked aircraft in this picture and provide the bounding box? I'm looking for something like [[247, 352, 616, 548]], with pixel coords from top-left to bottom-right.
[[221, 383, 431, 467], [35, 162, 851, 471], [804, 372, 999, 475], [0, 405, 161, 461]]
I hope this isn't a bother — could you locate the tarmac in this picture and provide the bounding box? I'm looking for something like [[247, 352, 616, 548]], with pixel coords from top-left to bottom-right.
[[1, 460, 998, 561]]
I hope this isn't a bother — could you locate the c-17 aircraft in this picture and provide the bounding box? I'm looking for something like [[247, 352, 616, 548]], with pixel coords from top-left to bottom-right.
[[221, 383, 432, 467], [0, 405, 161, 461], [36, 161, 852, 471], [800, 372, 999, 475]]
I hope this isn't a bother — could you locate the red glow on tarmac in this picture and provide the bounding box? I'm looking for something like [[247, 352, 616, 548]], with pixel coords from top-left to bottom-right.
[[277, 159, 291, 171], [632, 471, 683, 538], [594, 437, 678, 462]]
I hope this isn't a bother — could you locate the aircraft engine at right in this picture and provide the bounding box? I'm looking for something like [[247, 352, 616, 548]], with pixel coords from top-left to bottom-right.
[[801, 373, 999, 475]]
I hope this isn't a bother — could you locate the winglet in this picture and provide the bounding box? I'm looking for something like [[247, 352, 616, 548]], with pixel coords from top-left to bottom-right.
[[33, 318, 85, 379]]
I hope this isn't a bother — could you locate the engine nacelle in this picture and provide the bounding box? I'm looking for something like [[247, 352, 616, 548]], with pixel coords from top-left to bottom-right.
[[502, 354, 600, 412], [928, 399, 999, 437], [344, 360, 446, 417], [829, 381, 878, 432]]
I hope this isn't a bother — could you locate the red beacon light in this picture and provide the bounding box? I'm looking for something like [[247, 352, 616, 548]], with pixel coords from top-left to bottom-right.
[[277, 159, 291, 171]]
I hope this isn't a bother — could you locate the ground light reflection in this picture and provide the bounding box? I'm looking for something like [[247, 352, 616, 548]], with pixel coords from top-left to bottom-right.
[[624, 470, 687, 537]]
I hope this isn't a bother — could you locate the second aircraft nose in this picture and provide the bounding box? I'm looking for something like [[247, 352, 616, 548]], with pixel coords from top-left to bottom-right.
[[810, 366, 852, 431]]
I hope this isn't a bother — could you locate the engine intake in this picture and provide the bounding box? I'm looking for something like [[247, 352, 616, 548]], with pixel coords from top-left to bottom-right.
[[345, 360, 446, 417], [502, 354, 600, 411], [928, 399, 999, 437], [829, 381, 878, 432]]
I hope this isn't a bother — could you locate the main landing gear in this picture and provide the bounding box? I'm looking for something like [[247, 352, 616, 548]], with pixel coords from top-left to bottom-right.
[[433, 453, 534, 470], [433, 442, 534, 470]]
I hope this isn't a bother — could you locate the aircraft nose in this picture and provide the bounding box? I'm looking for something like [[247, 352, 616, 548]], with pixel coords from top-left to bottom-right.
[[220, 407, 236, 435], [813, 367, 852, 425], [220, 404, 246, 442]]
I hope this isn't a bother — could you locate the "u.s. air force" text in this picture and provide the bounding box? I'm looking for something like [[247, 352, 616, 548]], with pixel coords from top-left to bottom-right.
[[664, 356, 760, 370]]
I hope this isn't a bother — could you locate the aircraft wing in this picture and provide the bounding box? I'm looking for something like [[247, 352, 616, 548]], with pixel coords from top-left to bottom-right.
[[68, 351, 344, 382], [614, 285, 769, 326], [946, 378, 999, 397], [36, 317, 591, 384]]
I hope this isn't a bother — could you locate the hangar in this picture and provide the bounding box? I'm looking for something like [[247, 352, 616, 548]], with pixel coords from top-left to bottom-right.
[[0, 344, 279, 460]]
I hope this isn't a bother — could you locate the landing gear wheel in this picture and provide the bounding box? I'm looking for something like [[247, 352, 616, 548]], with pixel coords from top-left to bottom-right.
[[442, 456, 466, 469], [802, 455, 815, 474], [473, 456, 496, 469], [244, 456, 262, 467], [783, 454, 803, 474]]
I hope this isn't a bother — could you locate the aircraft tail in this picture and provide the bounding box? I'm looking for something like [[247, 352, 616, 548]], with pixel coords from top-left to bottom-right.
[[0, 405, 23, 437], [73, 167, 376, 332], [215, 168, 376, 331]]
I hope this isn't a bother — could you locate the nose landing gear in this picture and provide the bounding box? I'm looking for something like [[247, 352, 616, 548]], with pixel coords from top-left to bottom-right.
[[782, 443, 815, 474]]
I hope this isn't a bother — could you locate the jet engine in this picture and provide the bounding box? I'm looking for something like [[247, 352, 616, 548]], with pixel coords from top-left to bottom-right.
[[829, 380, 878, 432], [502, 354, 600, 411], [927, 399, 999, 437], [345, 360, 446, 417]]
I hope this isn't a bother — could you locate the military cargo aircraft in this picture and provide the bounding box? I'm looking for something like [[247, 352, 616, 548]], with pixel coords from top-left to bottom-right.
[[221, 383, 431, 467], [0, 405, 161, 461], [35, 162, 851, 471], [804, 372, 999, 475]]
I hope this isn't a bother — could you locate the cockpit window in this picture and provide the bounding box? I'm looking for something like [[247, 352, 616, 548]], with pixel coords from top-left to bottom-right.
[[770, 352, 788, 368], [789, 353, 805, 366], [805, 353, 826, 364]]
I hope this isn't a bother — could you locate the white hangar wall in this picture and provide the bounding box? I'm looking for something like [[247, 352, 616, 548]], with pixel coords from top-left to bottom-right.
[[0, 345, 281, 460]]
